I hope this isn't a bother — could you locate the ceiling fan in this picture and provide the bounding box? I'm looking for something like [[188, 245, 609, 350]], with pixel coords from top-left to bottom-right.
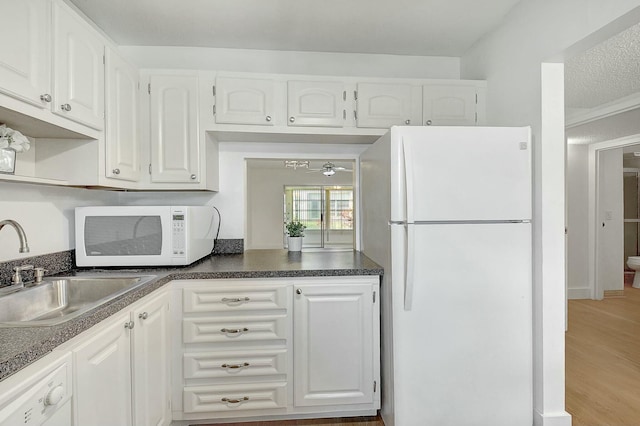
[[307, 162, 353, 176]]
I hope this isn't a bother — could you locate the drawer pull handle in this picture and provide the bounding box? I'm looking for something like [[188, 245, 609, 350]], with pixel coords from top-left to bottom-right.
[[221, 362, 250, 369], [221, 327, 249, 334], [221, 297, 250, 303], [221, 397, 249, 404]]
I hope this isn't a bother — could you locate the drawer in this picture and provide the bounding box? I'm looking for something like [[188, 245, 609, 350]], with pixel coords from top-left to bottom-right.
[[184, 382, 287, 413], [183, 284, 288, 313], [183, 314, 287, 344], [184, 349, 287, 379]]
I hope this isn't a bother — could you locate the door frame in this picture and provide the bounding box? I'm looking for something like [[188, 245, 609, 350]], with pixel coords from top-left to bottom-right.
[[587, 133, 640, 299]]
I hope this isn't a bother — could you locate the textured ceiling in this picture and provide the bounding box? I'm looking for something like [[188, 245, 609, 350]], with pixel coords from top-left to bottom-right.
[[565, 22, 640, 109], [68, 0, 520, 56]]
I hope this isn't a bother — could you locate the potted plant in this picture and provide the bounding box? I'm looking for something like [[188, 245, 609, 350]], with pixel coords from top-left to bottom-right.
[[285, 220, 306, 252]]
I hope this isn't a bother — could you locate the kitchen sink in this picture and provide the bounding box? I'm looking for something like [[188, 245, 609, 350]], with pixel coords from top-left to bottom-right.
[[0, 275, 156, 327]]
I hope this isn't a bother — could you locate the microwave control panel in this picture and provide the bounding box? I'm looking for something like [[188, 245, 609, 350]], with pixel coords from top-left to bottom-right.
[[172, 213, 186, 255]]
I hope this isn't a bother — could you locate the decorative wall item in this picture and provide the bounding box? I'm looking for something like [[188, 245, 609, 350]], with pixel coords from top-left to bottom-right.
[[0, 125, 31, 175]]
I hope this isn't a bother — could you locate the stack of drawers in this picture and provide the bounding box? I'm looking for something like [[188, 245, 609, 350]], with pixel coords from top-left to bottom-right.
[[180, 280, 291, 415]]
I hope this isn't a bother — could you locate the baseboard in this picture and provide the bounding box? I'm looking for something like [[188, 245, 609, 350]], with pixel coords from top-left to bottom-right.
[[568, 287, 591, 299], [533, 410, 572, 426], [604, 289, 625, 298]]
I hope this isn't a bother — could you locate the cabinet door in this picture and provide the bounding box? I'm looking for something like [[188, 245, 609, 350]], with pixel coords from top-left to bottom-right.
[[105, 47, 139, 182], [149, 75, 200, 183], [215, 77, 275, 126], [293, 283, 374, 407], [73, 312, 132, 426], [133, 292, 171, 426], [0, 0, 50, 108], [423, 83, 477, 126], [287, 81, 344, 128], [356, 83, 417, 128], [52, 0, 104, 130]]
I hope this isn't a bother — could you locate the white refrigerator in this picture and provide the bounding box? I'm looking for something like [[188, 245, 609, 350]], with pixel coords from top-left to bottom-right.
[[360, 126, 532, 426]]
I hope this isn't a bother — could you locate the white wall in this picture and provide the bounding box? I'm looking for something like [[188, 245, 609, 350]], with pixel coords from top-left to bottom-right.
[[120, 46, 460, 79], [597, 148, 624, 292], [461, 1, 640, 424], [0, 182, 118, 262], [567, 144, 590, 298], [246, 165, 353, 249]]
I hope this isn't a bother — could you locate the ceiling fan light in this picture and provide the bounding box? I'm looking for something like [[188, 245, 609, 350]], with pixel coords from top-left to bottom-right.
[[323, 169, 336, 176]]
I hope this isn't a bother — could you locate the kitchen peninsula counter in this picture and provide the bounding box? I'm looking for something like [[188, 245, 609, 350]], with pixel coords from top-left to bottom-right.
[[0, 250, 382, 381]]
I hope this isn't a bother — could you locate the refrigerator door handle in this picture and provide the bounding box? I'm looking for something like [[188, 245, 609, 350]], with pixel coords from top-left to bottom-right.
[[402, 137, 415, 224], [405, 223, 415, 311]]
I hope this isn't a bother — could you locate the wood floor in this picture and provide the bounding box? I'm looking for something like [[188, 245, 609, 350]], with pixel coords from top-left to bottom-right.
[[201, 416, 384, 426], [566, 279, 640, 426]]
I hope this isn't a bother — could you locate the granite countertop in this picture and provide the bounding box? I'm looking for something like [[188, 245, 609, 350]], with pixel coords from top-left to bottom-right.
[[0, 249, 382, 381]]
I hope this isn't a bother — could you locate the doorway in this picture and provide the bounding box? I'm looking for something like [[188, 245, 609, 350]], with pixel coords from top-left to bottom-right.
[[284, 185, 354, 249]]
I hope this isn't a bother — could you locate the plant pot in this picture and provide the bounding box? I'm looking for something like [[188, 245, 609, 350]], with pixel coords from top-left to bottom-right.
[[288, 236, 303, 252]]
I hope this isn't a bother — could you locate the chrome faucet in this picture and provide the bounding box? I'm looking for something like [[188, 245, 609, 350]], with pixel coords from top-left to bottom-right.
[[0, 219, 30, 253]]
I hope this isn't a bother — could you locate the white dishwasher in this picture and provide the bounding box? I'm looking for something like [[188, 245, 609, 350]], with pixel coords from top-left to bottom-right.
[[0, 351, 72, 426]]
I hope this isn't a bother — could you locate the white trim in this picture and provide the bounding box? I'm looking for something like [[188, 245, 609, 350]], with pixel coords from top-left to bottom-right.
[[533, 409, 572, 426], [587, 134, 640, 300], [567, 287, 591, 299], [566, 92, 640, 129]]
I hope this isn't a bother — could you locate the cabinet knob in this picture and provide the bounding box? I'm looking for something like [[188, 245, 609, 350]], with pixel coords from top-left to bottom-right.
[[296, 288, 302, 295], [265, 115, 272, 122], [405, 119, 411, 125], [112, 168, 121, 175], [40, 94, 52, 103], [425, 119, 432, 125], [190, 174, 197, 180], [61, 103, 72, 111], [124, 321, 135, 329], [289, 116, 295, 123], [138, 312, 148, 320]]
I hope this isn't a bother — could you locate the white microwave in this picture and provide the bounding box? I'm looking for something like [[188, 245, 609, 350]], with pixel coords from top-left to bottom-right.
[[75, 206, 216, 267]]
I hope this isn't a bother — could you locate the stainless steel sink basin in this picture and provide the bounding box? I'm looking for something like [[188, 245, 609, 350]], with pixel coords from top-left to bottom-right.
[[0, 275, 156, 327]]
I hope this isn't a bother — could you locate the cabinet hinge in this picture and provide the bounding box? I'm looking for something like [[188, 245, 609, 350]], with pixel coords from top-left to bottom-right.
[[212, 85, 216, 96], [148, 83, 151, 95], [374, 381, 377, 392], [354, 90, 358, 101], [343, 90, 346, 101], [475, 112, 478, 123], [354, 110, 358, 120], [213, 105, 216, 115], [476, 93, 478, 104], [103, 55, 105, 65], [148, 163, 152, 175], [343, 110, 346, 120], [373, 291, 376, 303]]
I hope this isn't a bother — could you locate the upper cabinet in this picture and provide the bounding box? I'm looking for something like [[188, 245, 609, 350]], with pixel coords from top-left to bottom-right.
[[215, 77, 276, 126], [355, 83, 421, 128], [423, 83, 482, 126], [52, 0, 105, 130], [0, 0, 51, 109], [287, 81, 345, 128], [105, 47, 139, 182], [149, 74, 200, 184]]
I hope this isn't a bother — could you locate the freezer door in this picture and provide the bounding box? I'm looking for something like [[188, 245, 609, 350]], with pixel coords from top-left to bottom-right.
[[391, 222, 532, 426], [398, 126, 531, 222]]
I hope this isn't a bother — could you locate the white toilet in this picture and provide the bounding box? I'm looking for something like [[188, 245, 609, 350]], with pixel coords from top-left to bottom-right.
[[627, 256, 640, 288]]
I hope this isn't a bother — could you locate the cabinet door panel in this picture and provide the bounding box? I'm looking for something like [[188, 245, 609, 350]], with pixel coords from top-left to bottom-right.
[[0, 0, 50, 108], [184, 284, 288, 313], [53, 1, 104, 130], [216, 77, 275, 125], [288, 81, 344, 127], [133, 292, 171, 426], [183, 314, 287, 344], [73, 312, 132, 426], [293, 284, 374, 406], [149, 75, 200, 183], [423, 84, 477, 126], [184, 348, 287, 379], [105, 47, 139, 182], [356, 83, 416, 128], [184, 382, 287, 413]]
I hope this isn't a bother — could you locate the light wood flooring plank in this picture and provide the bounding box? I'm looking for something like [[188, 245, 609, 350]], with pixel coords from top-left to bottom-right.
[[200, 416, 384, 426], [566, 284, 640, 426]]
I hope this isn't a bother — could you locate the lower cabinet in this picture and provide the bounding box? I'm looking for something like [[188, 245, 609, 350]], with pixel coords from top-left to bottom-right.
[[172, 276, 380, 423], [72, 290, 170, 426]]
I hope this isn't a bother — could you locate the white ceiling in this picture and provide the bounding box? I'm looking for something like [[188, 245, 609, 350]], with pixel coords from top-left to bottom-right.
[[68, 0, 521, 56], [565, 22, 640, 109]]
